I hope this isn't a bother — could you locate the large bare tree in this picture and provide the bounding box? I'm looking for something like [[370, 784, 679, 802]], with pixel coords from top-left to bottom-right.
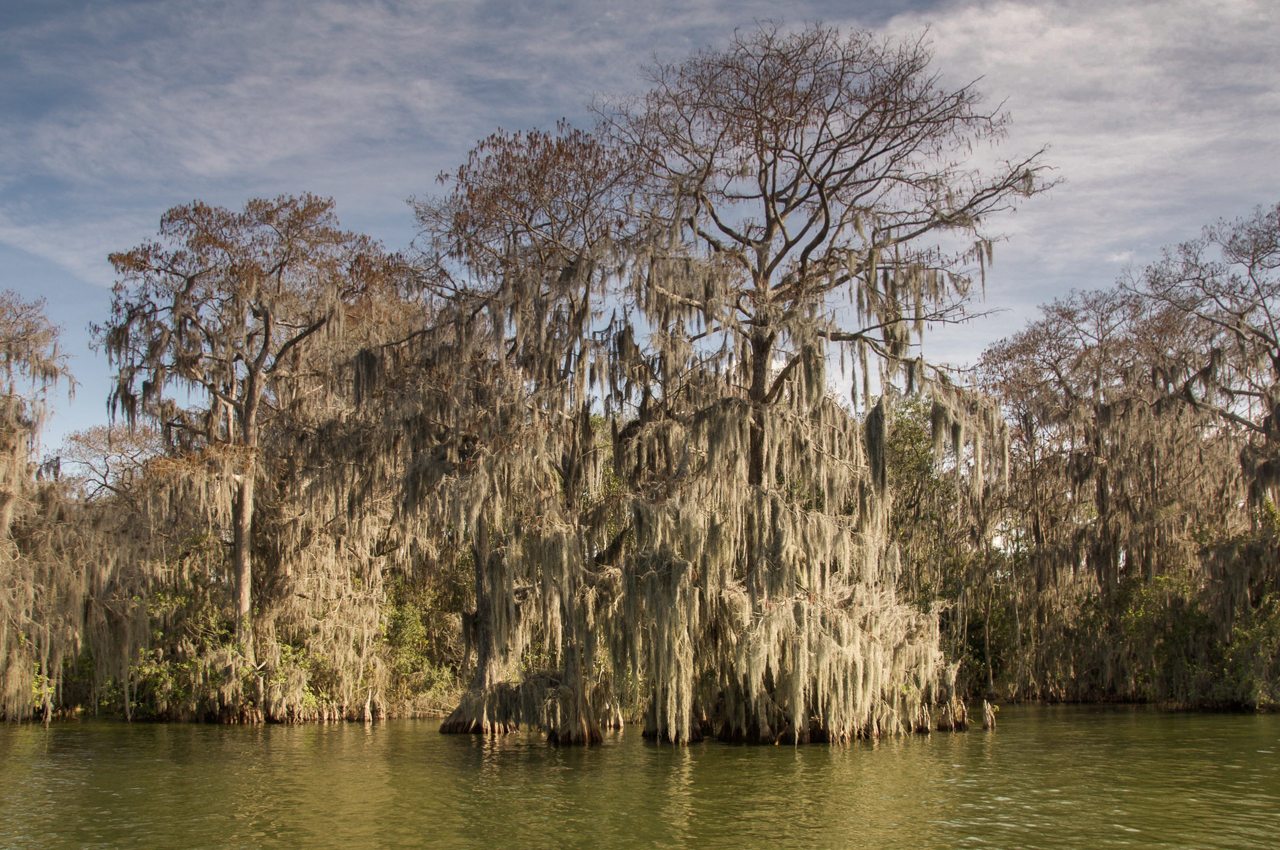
[[592, 24, 1046, 742]]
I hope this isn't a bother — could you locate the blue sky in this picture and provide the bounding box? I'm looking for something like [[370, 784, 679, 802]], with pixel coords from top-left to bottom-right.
[[2, 0, 1278, 448]]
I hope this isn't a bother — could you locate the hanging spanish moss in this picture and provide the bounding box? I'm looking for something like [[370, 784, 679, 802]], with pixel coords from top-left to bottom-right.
[[977, 272, 1280, 707], [0, 291, 76, 720], [399, 122, 635, 743], [4, 24, 1073, 734], [364, 24, 1045, 745]]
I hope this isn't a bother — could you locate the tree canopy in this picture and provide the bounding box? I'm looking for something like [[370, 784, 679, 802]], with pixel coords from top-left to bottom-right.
[[11, 23, 1276, 735]]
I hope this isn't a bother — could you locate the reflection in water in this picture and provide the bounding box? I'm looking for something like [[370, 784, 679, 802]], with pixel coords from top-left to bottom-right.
[[1, 706, 1278, 849]]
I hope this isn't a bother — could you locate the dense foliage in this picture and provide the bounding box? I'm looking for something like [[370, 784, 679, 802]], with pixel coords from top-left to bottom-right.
[[969, 205, 1280, 707], [2, 24, 1275, 733]]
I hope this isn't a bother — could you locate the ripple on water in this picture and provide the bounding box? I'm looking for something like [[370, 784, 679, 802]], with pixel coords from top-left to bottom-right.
[[0, 708, 1278, 849]]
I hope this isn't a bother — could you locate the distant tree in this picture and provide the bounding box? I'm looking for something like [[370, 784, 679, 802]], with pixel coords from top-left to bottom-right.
[[980, 286, 1249, 703], [1135, 203, 1280, 502], [0, 292, 68, 529], [58, 424, 161, 507]]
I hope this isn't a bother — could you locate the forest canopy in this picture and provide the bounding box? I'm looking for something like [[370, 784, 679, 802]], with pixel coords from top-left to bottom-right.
[[2, 23, 1277, 735]]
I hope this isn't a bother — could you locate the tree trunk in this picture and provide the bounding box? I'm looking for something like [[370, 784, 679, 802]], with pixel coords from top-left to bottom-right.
[[983, 598, 995, 697], [440, 519, 521, 735], [747, 331, 773, 488], [234, 386, 261, 676], [745, 330, 774, 608], [233, 471, 255, 664]]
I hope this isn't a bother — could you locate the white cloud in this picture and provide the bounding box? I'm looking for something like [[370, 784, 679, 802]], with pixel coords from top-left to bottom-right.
[[0, 0, 901, 283], [1, 0, 1277, 385], [874, 0, 1280, 364], [885, 0, 1279, 260], [0, 208, 147, 288]]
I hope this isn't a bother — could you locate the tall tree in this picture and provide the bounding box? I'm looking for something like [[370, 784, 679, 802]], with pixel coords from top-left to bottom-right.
[[0, 292, 73, 719], [596, 24, 1045, 742], [411, 124, 632, 742], [99, 195, 396, 669]]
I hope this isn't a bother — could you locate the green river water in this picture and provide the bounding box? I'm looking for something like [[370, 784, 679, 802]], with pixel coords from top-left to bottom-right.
[[1, 705, 1277, 848]]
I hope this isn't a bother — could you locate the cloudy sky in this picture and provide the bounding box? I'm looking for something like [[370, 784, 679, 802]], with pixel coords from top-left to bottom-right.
[[3, 0, 1278, 446]]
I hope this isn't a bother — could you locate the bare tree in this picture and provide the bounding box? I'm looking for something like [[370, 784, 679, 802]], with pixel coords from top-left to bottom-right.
[[1136, 203, 1280, 501], [596, 23, 1046, 742], [57, 425, 161, 507]]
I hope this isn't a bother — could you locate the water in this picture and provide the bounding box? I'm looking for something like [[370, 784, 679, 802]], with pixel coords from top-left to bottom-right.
[[1, 706, 1277, 848]]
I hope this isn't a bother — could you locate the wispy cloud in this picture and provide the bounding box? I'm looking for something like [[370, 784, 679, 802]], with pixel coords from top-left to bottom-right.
[[1, 0, 1277, 439], [885, 0, 1279, 287], [2, 0, 907, 284], [870, 0, 1280, 364]]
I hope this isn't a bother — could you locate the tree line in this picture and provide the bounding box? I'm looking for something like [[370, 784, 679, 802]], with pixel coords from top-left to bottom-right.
[[1, 23, 1274, 739]]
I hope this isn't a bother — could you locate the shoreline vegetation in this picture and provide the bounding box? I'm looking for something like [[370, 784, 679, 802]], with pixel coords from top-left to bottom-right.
[[2, 23, 1277, 740], [25, 694, 1280, 730]]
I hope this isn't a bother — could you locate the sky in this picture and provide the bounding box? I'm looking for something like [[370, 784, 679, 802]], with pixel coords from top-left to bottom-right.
[[2, 0, 1278, 448]]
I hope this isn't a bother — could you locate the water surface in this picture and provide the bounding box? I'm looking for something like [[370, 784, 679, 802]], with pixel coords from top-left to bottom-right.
[[1, 705, 1277, 848]]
